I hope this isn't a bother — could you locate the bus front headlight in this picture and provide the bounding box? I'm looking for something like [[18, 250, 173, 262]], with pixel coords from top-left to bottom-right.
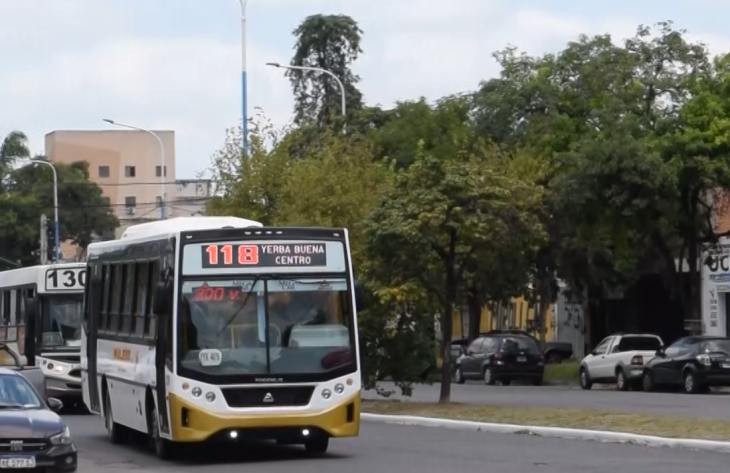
[[191, 387, 202, 397], [321, 389, 332, 399], [205, 392, 216, 402]]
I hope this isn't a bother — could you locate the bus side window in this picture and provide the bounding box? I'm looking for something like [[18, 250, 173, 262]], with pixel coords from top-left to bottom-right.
[[0, 291, 7, 341], [145, 260, 159, 339], [100, 264, 110, 333], [122, 263, 136, 335], [133, 263, 148, 338]]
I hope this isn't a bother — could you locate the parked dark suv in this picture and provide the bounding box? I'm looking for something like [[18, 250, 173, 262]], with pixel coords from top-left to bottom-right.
[[454, 334, 544, 385]]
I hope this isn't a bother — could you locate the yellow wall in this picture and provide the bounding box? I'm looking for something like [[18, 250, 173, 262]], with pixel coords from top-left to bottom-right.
[[452, 297, 555, 341]]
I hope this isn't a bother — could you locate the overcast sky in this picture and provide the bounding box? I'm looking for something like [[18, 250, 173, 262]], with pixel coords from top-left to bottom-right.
[[2, 0, 730, 178]]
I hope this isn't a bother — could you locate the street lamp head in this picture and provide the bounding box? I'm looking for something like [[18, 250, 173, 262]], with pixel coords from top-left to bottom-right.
[[265, 62, 281, 68], [102, 118, 115, 124]]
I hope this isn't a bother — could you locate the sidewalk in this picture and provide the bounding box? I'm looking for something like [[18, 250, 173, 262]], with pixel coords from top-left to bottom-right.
[[362, 412, 730, 454]]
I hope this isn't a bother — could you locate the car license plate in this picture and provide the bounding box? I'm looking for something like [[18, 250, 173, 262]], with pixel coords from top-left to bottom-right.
[[0, 457, 36, 469], [517, 356, 527, 363], [722, 362, 730, 369]]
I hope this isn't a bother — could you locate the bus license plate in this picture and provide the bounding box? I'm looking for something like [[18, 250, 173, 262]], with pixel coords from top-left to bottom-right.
[[517, 356, 527, 363], [0, 457, 36, 469]]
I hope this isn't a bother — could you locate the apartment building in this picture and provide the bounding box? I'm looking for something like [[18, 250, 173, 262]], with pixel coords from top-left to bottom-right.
[[174, 179, 213, 217], [45, 130, 176, 236]]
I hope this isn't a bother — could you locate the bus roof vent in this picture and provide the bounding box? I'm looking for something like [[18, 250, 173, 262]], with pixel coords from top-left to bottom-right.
[[120, 216, 263, 240]]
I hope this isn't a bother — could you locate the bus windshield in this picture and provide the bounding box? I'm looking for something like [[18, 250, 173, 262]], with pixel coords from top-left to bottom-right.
[[179, 278, 353, 379], [41, 294, 83, 349]]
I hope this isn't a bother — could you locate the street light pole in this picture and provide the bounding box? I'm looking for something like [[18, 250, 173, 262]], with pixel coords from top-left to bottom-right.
[[28, 159, 60, 262], [265, 62, 346, 130], [102, 119, 167, 219], [239, 0, 249, 154]]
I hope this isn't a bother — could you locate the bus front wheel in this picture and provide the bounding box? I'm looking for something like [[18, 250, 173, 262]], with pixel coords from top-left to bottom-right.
[[149, 403, 175, 459], [304, 435, 329, 456], [103, 388, 126, 444]]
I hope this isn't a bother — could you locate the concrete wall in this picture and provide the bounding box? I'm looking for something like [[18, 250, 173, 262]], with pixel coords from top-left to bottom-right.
[[45, 130, 176, 231]]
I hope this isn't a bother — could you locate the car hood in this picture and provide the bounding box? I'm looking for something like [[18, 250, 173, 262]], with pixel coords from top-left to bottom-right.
[[0, 408, 64, 439]]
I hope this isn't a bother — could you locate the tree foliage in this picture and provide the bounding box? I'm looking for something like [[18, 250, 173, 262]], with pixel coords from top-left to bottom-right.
[[288, 14, 364, 127], [366, 152, 545, 402], [209, 17, 730, 401], [0, 144, 118, 265]]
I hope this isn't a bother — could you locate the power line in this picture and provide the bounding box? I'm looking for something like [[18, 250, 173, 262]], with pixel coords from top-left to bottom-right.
[[7, 197, 213, 210], [50, 180, 217, 188]]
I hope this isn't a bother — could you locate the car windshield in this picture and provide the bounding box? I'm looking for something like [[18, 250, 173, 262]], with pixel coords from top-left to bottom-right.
[[179, 278, 354, 378], [40, 294, 83, 348], [0, 374, 41, 408], [500, 336, 539, 354], [701, 340, 730, 355], [618, 337, 662, 351]]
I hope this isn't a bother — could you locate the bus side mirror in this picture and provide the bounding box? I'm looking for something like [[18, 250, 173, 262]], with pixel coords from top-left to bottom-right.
[[153, 280, 173, 316], [354, 283, 365, 311], [24, 298, 36, 319]]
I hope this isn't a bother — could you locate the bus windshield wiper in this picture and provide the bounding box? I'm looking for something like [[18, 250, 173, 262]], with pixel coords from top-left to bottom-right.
[[217, 276, 262, 337]]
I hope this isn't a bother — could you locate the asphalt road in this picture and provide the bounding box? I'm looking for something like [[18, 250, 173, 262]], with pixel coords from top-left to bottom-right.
[[65, 413, 729, 472], [364, 381, 730, 418]]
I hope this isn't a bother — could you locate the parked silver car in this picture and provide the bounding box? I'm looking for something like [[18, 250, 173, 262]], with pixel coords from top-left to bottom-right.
[[579, 334, 663, 390]]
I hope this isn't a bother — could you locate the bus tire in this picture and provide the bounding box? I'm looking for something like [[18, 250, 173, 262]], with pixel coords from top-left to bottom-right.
[[304, 435, 329, 456], [149, 402, 175, 459], [103, 385, 126, 444]]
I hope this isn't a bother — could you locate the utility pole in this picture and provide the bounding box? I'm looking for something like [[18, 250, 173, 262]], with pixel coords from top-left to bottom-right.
[[40, 214, 48, 265], [239, 0, 249, 154]]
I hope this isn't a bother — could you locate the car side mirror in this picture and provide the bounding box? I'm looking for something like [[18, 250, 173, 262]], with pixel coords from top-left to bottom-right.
[[467, 349, 475, 356], [47, 397, 63, 413], [655, 347, 665, 357]]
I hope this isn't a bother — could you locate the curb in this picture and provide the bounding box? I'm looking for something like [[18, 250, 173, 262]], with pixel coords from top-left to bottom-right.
[[361, 413, 730, 453]]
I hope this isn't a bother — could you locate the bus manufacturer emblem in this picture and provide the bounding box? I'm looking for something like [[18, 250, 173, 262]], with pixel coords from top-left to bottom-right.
[[262, 392, 275, 403], [10, 440, 23, 452]]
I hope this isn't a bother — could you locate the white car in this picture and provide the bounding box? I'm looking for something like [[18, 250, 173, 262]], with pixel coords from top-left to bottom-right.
[[579, 333, 663, 390]]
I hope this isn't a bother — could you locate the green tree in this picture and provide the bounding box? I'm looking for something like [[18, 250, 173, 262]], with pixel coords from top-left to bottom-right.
[[288, 14, 363, 127], [1, 156, 117, 265], [366, 152, 545, 402], [472, 23, 712, 335], [276, 133, 392, 266], [207, 127, 290, 225], [1, 131, 30, 189]]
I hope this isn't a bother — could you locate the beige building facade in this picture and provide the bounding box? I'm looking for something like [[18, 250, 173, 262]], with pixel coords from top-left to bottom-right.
[[45, 130, 177, 236]]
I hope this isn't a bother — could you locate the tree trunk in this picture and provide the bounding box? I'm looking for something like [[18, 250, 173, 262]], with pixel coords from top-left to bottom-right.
[[467, 290, 482, 341], [439, 233, 457, 404], [687, 231, 701, 333], [537, 296, 549, 348], [686, 187, 702, 334], [582, 292, 592, 356]]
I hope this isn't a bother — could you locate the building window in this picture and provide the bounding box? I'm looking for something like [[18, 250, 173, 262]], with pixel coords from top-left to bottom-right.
[[156, 196, 163, 208], [125, 196, 136, 208], [124, 166, 136, 178], [98, 165, 110, 178], [155, 165, 167, 177]]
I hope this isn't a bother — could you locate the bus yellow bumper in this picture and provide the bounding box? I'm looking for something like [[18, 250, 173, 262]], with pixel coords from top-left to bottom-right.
[[168, 392, 361, 442]]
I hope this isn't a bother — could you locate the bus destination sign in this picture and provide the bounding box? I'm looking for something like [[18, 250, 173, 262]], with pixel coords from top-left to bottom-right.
[[201, 242, 327, 268]]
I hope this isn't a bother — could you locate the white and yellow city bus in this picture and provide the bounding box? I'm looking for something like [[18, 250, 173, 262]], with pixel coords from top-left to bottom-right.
[[0, 262, 87, 401], [81, 217, 361, 458]]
